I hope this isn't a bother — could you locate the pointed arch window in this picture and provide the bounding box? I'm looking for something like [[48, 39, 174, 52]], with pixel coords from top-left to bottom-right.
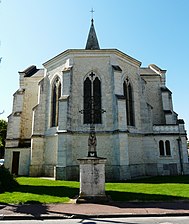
[[123, 78, 134, 126], [165, 140, 171, 156], [51, 77, 61, 127], [84, 77, 92, 124], [159, 140, 165, 156], [83, 74, 102, 124]]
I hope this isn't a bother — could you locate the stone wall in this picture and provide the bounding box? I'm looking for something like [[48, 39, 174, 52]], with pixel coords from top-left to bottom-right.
[[4, 147, 30, 176], [5, 49, 188, 180], [141, 74, 165, 125]]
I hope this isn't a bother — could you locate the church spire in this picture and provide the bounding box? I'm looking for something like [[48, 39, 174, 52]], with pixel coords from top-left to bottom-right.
[[85, 18, 100, 50]]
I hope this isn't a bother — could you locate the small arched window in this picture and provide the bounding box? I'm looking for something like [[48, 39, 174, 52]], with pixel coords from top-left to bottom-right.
[[159, 140, 165, 156], [51, 77, 61, 127], [123, 78, 134, 126], [159, 140, 171, 156], [83, 73, 102, 124], [165, 140, 171, 156]]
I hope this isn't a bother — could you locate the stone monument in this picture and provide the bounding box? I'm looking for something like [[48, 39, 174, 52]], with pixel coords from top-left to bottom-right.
[[77, 72, 108, 203]]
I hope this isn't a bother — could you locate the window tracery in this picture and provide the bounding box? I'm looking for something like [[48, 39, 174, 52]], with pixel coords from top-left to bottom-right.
[[83, 73, 102, 124]]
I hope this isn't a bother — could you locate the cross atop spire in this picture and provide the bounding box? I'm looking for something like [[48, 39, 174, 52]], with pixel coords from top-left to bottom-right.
[[90, 8, 95, 19], [85, 12, 100, 50]]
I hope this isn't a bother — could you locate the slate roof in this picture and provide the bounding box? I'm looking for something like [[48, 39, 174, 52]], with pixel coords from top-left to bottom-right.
[[21, 65, 44, 77], [85, 19, 100, 50]]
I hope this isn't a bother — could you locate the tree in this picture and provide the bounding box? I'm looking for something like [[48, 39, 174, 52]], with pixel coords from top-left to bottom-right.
[[0, 166, 19, 193], [0, 119, 7, 158]]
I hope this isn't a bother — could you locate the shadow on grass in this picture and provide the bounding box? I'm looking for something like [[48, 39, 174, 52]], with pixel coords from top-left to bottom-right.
[[123, 175, 189, 184], [17, 184, 79, 199], [107, 190, 188, 202], [16, 183, 189, 202]]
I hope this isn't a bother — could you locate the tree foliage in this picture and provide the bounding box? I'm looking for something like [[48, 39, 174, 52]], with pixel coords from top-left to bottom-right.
[[0, 166, 19, 193], [0, 119, 7, 158]]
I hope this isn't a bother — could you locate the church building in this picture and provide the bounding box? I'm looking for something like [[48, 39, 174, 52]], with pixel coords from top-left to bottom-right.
[[5, 19, 189, 180]]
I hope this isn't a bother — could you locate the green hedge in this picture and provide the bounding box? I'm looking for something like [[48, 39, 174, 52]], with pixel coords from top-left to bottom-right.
[[0, 166, 19, 193]]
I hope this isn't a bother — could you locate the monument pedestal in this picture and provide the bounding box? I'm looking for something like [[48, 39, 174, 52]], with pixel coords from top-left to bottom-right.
[[76, 157, 108, 203]]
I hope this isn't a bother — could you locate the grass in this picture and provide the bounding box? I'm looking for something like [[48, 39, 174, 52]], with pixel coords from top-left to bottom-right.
[[0, 176, 189, 204], [0, 177, 79, 204], [106, 175, 189, 201]]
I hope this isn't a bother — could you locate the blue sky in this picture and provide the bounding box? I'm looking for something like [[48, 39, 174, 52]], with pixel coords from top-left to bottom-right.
[[0, 0, 189, 135]]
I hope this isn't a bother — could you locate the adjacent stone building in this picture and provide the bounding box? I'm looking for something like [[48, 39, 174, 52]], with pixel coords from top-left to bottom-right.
[[5, 19, 189, 180]]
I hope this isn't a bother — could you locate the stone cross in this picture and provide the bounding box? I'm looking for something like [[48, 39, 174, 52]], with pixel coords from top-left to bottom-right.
[[80, 72, 106, 157]]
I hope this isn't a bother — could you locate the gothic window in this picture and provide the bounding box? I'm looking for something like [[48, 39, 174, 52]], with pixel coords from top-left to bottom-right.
[[51, 77, 61, 127], [84, 77, 92, 124], [165, 140, 171, 156], [93, 77, 102, 124], [123, 79, 134, 126], [83, 74, 102, 124], [159, 140, 165, 156]]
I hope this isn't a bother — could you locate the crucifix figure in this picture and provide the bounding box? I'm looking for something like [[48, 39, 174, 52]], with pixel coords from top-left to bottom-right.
[[88, 131, 97, 156], [80, 72, 106, 157]]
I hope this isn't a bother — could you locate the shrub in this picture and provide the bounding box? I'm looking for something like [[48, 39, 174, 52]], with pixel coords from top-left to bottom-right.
[[0, 166, 19, 193]]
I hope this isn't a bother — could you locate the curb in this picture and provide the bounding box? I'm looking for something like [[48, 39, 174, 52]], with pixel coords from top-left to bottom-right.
[[1, 212, 189, 220]]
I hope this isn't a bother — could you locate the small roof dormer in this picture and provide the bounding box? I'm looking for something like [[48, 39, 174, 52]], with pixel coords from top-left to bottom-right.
[[85, 19, 100, 50]]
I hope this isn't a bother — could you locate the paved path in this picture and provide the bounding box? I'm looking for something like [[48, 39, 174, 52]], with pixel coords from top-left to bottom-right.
[[1, 201, 189, 220]]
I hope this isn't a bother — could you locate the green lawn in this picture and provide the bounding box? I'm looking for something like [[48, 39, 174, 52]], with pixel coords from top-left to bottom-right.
[[0, 177, 79, 204], [0, 176, 189, 204], [106, 176, 189, 201]]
